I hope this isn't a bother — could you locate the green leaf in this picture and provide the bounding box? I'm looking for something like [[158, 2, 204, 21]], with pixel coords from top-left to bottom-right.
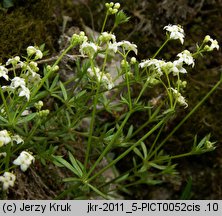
[[52, 155, 79, 176], [0, 115, 8, 123], [126, 125, 133, 138], [51, 93, 64, 102], [133, 147, 143, 159], [63, 177, 81, 182], [115, 10, 130, 26], [141, 142, 147, 159], [148, 162, 167, 170], [74, 90, 87, 100], [49, 74, 60, 91], [59, 81, 68, 101], [68, 152, 83, 177], [180, 177, 192, 200], [115, 173, 129, 183]]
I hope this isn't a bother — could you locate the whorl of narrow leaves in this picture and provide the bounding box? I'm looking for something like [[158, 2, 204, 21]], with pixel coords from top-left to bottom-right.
[[115, 10, 130, 26]]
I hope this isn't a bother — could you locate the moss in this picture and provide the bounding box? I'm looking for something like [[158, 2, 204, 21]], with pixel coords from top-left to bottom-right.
[[0, 0, 60, 62]]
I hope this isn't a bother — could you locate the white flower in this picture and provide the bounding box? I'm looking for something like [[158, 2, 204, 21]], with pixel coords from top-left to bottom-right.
[[27, 46, 43, 60], [139, 59, 165, 76], [12, 135, 24, 144], [27, 72, 41, 85], [101, 73, 114, 90], [0, 172, 16, 190], [18, 86, 30, 101], [114, 3, 120, 9], [117, 41, 138, 55], [0, 130, 11, 147], [107, 42, 119, 54], [13, 151, 35, 172], [79, 42, 98, 58], [11, 77, 26, 88], [21, 109, 32, 116], [87, 67, 114, 90], [0, 66, 9, 80], [203, 36, 219, 51], [164, 24, 185, 44], [99, 32, 116, 43], [177, 50, 195, 67], [6, 56, 20, 66], [170, 60, 187, 76], [171, 88, 188, 108], [210, 39, 219, 50], [27, 46, 37, 56], [87, 67, 100, 78], [35, 50, 43, 59]]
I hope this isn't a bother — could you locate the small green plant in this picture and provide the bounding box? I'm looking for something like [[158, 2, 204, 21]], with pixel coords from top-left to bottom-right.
[[0, 2, 221, 199]]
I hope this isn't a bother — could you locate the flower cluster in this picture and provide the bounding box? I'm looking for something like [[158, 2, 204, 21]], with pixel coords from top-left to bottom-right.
[[164, 24, 185, 44], [71, 31, 88, 46], [0, 46, 44, 101], [105, 2, 120, 14], [2, 76, 30, 101], [0, 129, 32, 190], [80, 42, 99, 58], [171, 88, 188, 107], [99, 32, 116, 44], [87, 67, 114, 90], [0, 130, 23, 147]]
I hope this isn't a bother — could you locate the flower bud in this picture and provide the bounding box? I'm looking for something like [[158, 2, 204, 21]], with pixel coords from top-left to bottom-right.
[[34, 101, 44, 110], [203, 35, 211, 43], [114, 3, 120, 9], [130, 57, 137, 64]]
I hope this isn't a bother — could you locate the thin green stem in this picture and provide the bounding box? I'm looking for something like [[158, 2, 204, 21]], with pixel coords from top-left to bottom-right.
[[88, 116, 168, 183], [86, 111, 132, 178], [135, 79, 149, 104], [130, 104, 162, 139], [84, 60, 102, 168], [147, 74, 222, 160], [16, 44, 75, 123], [152, 38, 170, 59], [124, 58, 132, 111], [164, 72, 173, 108], [101, 12, 109, 33]]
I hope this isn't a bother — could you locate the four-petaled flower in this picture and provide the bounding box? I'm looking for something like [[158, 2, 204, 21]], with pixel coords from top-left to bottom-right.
[[177, 50, 195, 67], [13, 151, 35, 172]]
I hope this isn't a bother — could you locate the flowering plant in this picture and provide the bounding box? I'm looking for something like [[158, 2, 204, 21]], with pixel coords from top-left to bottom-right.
[[0, 2, 221, 199]]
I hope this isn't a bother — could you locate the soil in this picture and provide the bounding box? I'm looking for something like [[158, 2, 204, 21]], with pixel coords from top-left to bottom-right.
[[1, 0, 222, 199]]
